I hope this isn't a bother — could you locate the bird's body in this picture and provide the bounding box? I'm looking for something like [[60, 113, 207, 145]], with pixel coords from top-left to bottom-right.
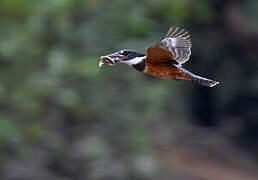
[[99, 27, 219, 87], [144, 61, 187, 79]]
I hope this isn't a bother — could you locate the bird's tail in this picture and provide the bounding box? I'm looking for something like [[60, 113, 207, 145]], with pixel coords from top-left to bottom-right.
[[175, 65, 219, 87], [191, 75, 219, 87]]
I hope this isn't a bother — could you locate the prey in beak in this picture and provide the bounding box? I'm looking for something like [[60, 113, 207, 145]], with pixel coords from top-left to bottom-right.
[[99, 56, 115, 67], [99, 51, 125, 67]]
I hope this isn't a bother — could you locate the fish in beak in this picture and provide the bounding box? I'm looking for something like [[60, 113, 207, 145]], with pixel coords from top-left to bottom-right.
[[99, 52, 125, 67]]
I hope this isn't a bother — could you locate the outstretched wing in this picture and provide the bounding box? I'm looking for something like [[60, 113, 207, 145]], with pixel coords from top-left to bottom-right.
[[146, 27, 192, 65]]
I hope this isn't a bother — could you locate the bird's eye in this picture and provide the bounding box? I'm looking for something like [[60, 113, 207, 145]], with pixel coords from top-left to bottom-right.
[[120, 51, 129, 56]]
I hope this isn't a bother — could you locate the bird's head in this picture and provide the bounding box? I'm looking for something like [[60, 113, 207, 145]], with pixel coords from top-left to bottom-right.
[[99, 49, 146, 67]]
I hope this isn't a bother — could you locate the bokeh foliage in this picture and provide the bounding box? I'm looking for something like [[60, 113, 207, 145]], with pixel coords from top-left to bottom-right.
[[0, 0, 258, 179]]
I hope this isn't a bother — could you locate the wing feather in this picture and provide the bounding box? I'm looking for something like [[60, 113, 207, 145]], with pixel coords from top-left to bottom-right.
[[146, 27, 192, 65]]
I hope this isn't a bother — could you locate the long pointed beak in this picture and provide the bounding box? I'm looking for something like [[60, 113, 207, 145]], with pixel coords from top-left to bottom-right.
[[99, 52, 125, 67]]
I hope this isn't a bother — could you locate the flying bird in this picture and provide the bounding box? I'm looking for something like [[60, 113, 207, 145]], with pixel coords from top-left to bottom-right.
[[99, 27, 219, 87]]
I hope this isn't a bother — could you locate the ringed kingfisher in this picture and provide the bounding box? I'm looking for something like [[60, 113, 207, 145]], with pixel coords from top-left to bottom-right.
[[99, 27, 219, 87]]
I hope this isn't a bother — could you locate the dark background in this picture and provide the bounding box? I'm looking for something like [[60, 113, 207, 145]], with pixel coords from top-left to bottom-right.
[[0, 0, 258, 179]]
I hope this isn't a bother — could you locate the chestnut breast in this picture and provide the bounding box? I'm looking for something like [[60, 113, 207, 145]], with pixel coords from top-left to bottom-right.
[[143, 61, 193, 80], [143, 62, 181, 79]]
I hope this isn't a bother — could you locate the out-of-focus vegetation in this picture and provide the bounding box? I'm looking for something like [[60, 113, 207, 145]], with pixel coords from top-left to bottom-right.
[[0, 0, 258, 179]]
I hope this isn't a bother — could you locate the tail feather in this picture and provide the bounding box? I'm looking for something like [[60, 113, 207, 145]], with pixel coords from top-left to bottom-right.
[[174, 65, 219, 87], [192, 76, 219, 87]]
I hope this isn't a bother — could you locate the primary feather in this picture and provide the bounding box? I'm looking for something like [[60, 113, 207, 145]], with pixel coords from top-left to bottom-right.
[[158, 27, 192, 65]]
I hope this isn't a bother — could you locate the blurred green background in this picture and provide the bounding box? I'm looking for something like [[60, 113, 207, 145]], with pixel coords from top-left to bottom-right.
[[0, 0, 258, 179]]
